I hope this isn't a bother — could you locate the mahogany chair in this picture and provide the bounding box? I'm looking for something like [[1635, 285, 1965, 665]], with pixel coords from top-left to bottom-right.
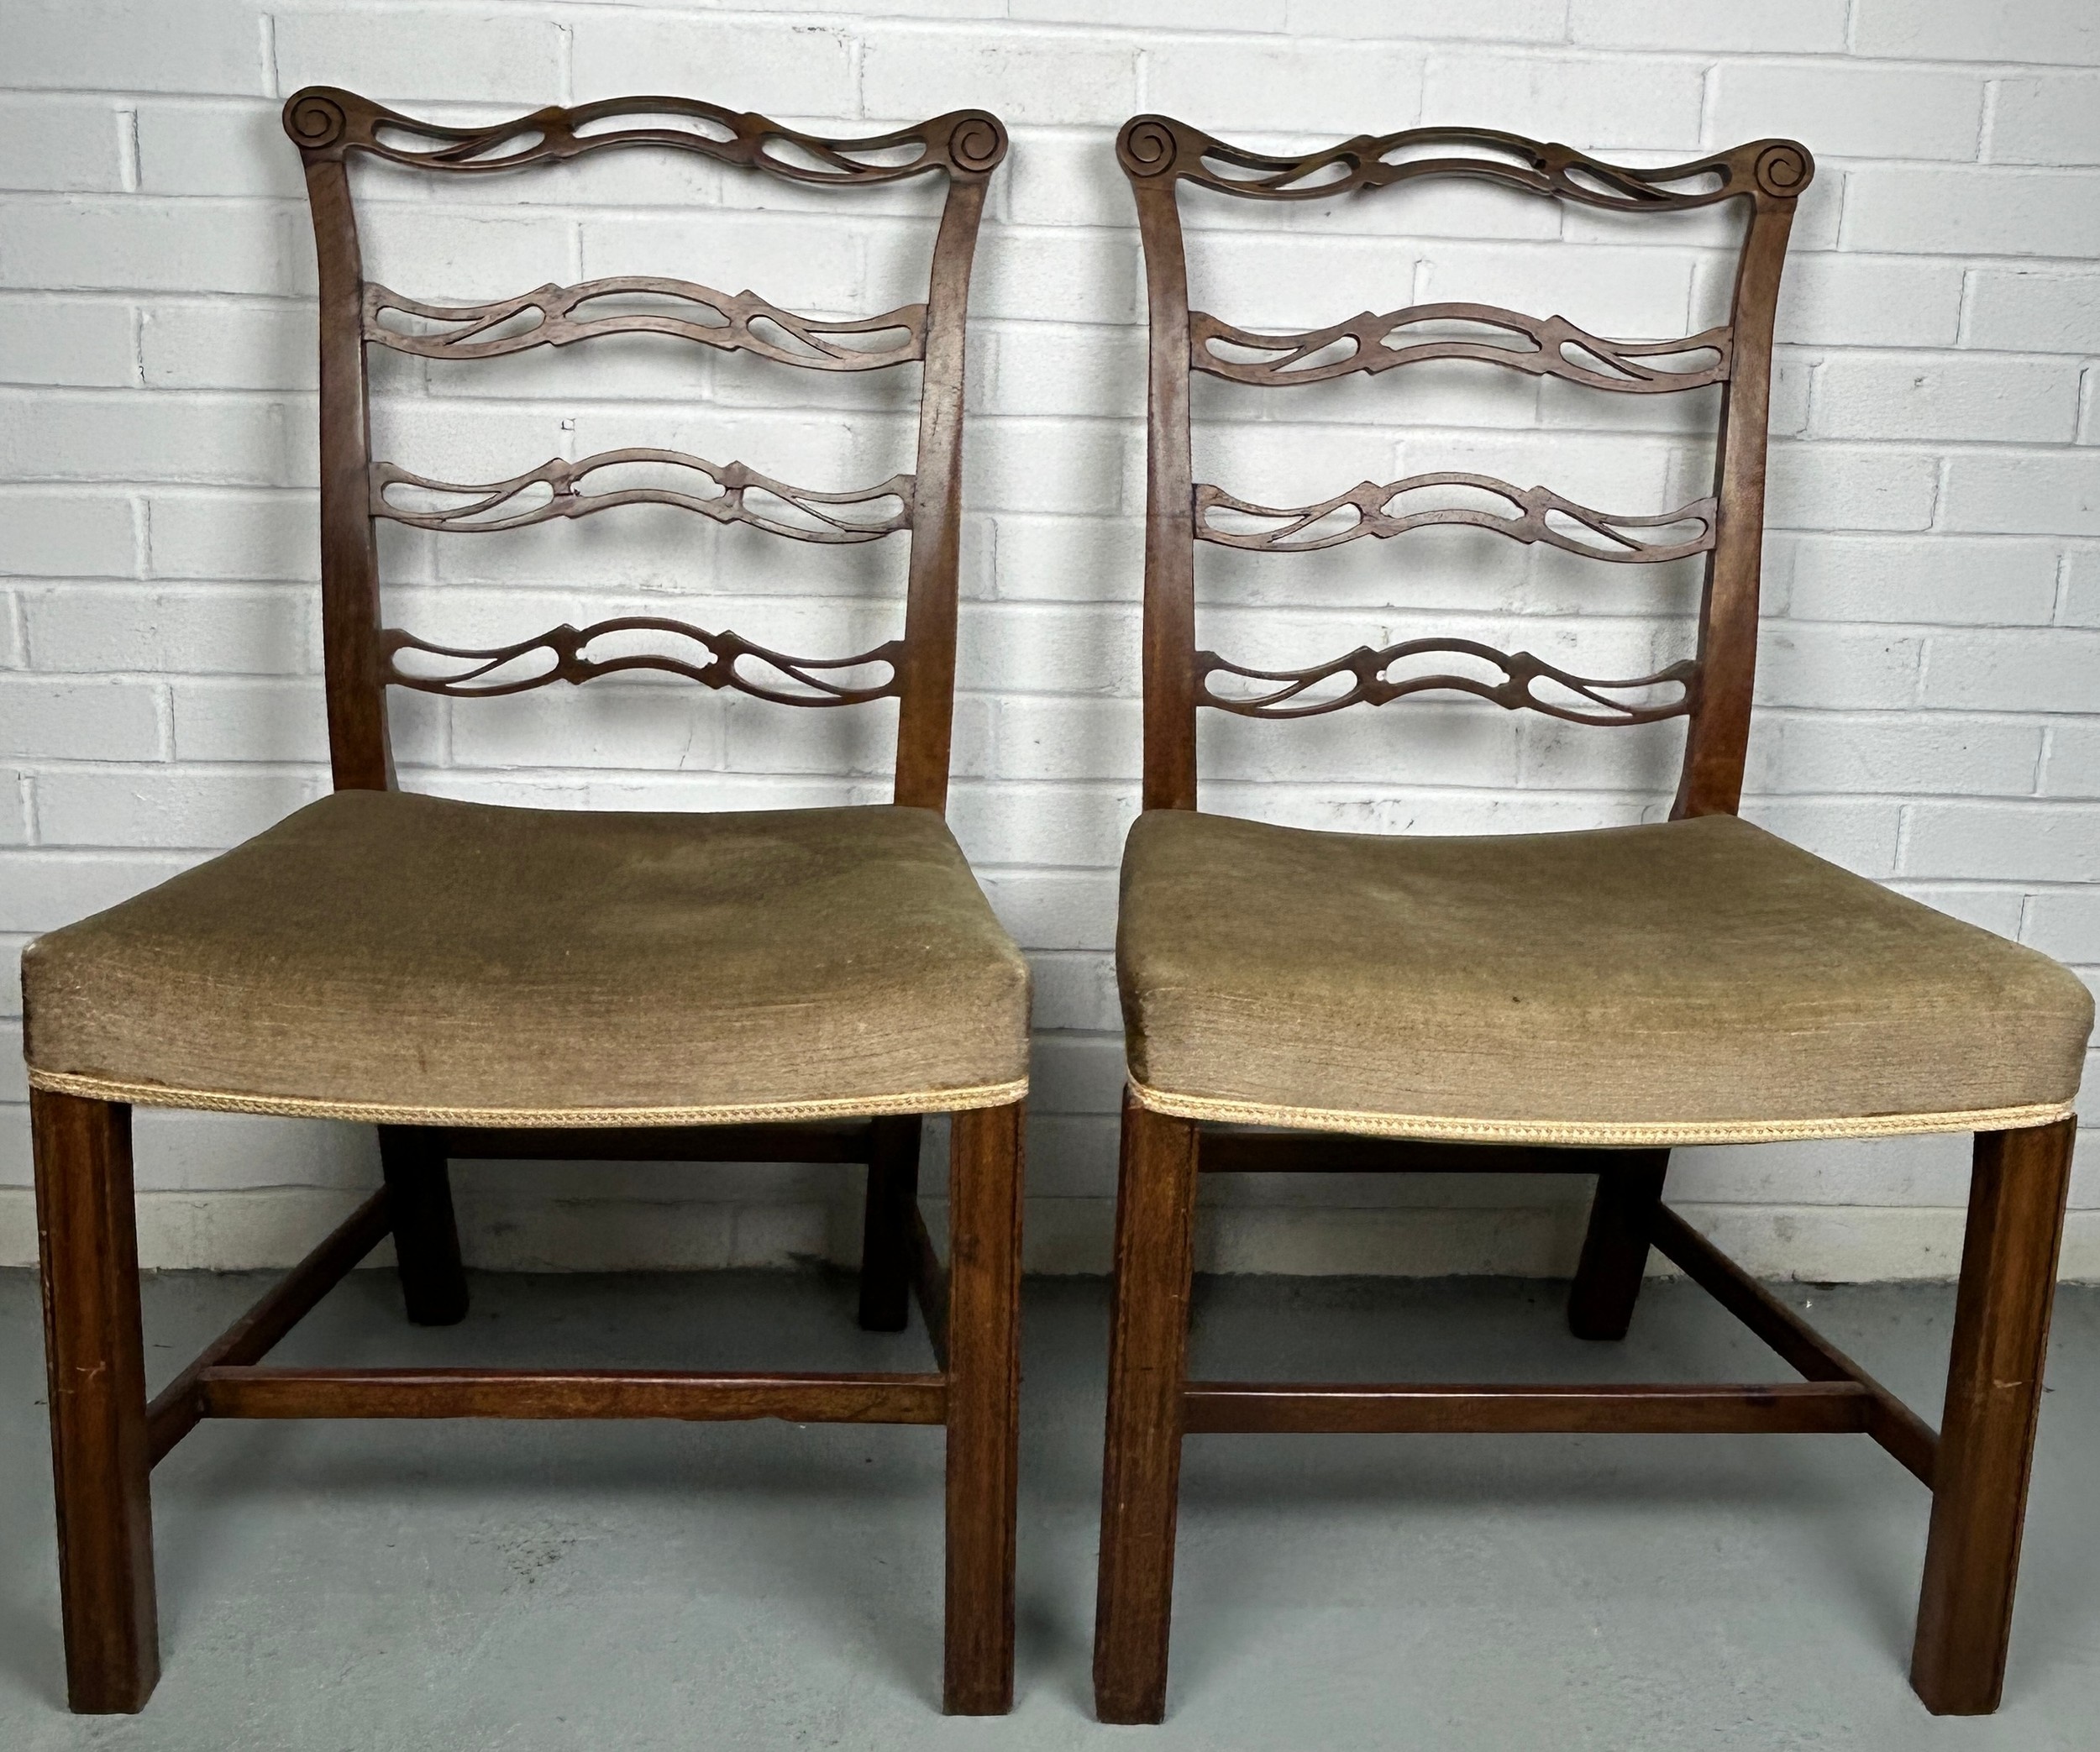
[[24, 88, 1025, 1715], [1092, 115, 2092, 1723]]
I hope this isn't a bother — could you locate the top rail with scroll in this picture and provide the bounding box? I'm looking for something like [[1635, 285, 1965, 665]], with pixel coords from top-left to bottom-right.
[[286, 87, 1007, 809], [1117, 116, 1812, 816]]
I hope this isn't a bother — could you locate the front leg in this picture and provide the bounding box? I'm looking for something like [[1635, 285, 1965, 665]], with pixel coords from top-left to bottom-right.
[[1093, 1096, 1200, 1724], [942, 1101, 1024, 1714], [1910, 1118, 2075, 1714], [33, 1089, 160, 1713]]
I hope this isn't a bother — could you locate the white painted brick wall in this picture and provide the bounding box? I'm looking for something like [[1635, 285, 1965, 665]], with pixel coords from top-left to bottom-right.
[[4, 1, 2100, 1281]]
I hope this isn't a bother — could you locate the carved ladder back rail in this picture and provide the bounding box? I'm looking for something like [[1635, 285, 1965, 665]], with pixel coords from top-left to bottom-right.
[[285, 87, 1007, 808], [1116, 116, 1812, 813]]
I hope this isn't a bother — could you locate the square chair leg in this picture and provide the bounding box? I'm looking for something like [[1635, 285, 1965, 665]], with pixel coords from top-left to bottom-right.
[[31, 1088, 160, 1713], [942, 1101, 1024, 1714], [858, 1115, 923, 1332], [1567, 1149, 1672, 1341], [377, 1125, 468, 1327], [1911, 1118, 2076, 1715], [1093, 1095, 1200, 1724]]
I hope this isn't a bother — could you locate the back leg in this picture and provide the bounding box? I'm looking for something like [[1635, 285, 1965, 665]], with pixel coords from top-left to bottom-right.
[[1567, 1149, 1670, 1340], [378, 1125, 468, 1326], [858, 1115, 922, 1332]]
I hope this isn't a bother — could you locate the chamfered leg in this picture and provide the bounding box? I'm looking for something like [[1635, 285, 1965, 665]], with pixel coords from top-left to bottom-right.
[[1567, 1148, 1672, 1340], [1910, 1117, 2076, 1716], [1093, 1094, 1200, 1725], [32, 1088, 160, 1714], [942, 1100, 1024, 1715], [858, 1115, 924, 1332], [377, 1124, 468, 1327]]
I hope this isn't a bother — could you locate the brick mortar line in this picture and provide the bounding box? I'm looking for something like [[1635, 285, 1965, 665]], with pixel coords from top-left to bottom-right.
[[317, 4, 2100, 77]]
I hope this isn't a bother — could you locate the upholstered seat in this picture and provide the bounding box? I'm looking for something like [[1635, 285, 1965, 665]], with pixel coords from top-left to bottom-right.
[[1118, 809, 2091, 1146], [24, 790, 1031, 1126]]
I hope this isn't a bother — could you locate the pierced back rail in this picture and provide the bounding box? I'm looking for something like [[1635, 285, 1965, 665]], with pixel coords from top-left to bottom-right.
[[1118, 117, 1811, 816], [286, 87, 1006, 810]]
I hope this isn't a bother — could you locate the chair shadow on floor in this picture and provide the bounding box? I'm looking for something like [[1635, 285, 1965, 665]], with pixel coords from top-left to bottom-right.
[[1152, 1272, 1953, 1708], [136, 1267, 958, 1713]]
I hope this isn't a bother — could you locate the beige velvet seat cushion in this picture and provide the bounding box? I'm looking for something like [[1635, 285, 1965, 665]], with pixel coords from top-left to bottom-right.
[[24, 791, 1030, 1125], [1118, 810, 2091, 1146]]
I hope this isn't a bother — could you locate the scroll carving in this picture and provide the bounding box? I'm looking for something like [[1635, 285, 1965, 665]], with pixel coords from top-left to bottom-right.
[[365, 279, 925, 372], [286, 87, 1006, 181], [370, 451, 912, 543], [1118, 115, 1813, 212], [1196, 638, 1698, 724], [382, 618, 903, 706], [1191, 304, 1730, 393], [1194, 475, 1716, 564]]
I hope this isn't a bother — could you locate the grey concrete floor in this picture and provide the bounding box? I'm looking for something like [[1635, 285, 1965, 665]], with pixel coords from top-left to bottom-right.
[[2, 1267, 2097, 1749]]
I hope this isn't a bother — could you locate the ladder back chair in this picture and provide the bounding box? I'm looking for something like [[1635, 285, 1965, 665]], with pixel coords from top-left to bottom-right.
[[1093, 114, 2092, 1723], [24, 87, 1026, 1716]]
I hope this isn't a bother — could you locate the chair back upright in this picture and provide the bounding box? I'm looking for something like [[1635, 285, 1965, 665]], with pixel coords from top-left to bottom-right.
[[1116, 116, 1812, 819], [286, 87, 1007, 810]]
